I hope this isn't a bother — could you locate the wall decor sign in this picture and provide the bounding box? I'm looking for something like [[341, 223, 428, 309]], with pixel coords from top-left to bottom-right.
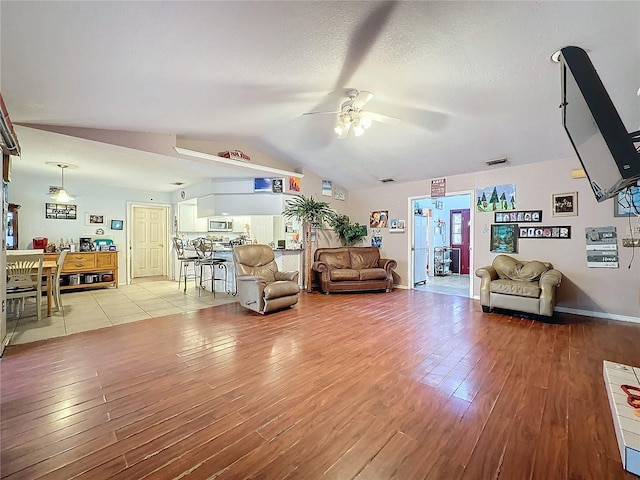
[[490, 224, 518, 253], [431, 178, 446, 197], [86, 213, 105, 225], [613, 186, 640, 217], [495, 210, 542, 223], [518, 226, 571, 239], [552, 192, 578, 217], [322, 180, 333, 197], [334, 188, 346, 201], [371, 229, 383, 248], [585, 226, 618, 268], [476, 184, 516, 212], [45, 203, 77, 220], [370, 210, 389, 228]]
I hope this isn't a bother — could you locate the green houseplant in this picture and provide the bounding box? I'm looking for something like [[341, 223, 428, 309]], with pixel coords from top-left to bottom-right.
[[329, 214, 366, 246], [282, 194, 336, 293]]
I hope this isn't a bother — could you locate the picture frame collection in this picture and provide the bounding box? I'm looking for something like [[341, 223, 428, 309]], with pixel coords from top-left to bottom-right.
[[490, 206, 572, 253]]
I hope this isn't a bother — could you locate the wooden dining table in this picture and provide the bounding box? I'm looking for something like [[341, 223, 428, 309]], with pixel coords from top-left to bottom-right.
[[7, 250, 57, 317]]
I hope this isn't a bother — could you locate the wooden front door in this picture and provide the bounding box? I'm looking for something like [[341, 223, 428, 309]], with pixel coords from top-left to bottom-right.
[[132, 205, 168, 278], [450, 209, 470, 275]]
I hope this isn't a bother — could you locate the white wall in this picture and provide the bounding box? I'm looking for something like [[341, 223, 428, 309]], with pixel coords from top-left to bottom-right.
[[8, 171, 171, 282], [349, 156, 640, 321]]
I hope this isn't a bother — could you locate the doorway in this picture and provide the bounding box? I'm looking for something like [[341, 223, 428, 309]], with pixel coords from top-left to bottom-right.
[[409, 192, 473, 297], [128, 204, 170, 282]]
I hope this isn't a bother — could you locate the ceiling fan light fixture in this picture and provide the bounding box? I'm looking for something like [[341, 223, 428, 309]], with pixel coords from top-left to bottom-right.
[[353, 124, 365, 136], [334, 123, 345, 135], [360, 116, 372, 130]]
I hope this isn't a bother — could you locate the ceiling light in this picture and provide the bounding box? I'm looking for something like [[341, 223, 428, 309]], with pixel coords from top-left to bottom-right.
[[353, 125, 365, 136], [51, 163, 75, 203], [361, 116, 372, 130]]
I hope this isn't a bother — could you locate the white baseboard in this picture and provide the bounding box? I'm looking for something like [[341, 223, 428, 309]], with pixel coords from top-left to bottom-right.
[[410, 290, 640, 324], [554, 306, 640, 324]]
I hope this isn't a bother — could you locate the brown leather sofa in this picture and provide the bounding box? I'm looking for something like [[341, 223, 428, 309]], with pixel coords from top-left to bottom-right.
[[312, 246, 397, 294], [233, 244, 300, 314], [475, 254, 562, 317]]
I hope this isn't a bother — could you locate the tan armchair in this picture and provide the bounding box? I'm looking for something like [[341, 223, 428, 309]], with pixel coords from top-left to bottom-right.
[[232, 244, 300, 314], [475, 254, 562, 317]]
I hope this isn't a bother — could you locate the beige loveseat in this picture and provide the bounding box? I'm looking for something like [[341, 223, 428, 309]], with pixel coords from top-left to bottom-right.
[[475, 254, 562, 317], [312, 247, 397, 294]]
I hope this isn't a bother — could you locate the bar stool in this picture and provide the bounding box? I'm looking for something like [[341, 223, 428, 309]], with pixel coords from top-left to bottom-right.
[[193, 238, 228, 297], [173, 237, 199, 292]]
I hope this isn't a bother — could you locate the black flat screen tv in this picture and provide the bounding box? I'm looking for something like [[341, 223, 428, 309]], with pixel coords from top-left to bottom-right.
[[560, 46, 640, 202]]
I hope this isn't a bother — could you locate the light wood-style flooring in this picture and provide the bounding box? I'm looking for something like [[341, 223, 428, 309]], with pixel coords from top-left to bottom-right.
[[2, 289, 639, 479]]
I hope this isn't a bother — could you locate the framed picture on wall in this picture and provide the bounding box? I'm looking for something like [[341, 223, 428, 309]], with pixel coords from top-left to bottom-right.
[[490, 223, 518, 253], [111, 219, 124, 230], [85, 213, 105, 225], [552, 192, 578, 217], [613, 185, 640, 216]]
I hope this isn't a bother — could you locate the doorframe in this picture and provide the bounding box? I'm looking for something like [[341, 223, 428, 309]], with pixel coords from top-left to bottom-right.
[[126, 201, 172, 285], [407, 189, 475, 298]]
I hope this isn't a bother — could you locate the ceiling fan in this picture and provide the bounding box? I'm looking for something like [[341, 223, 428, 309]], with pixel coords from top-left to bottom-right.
[[303, 89, 400, 139]]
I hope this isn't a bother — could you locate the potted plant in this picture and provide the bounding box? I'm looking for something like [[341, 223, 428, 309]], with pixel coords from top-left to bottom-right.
[[329, 214, 366, 246], [282, 194, 336, 293]]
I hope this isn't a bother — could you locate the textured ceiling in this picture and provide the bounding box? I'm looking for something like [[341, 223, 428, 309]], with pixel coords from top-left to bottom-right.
[[1, 1, 639, 192]]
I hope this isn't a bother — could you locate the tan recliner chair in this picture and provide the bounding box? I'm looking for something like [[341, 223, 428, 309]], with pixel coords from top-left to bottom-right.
[[233, 244, 300, 314], [475, 254, 562, 317]]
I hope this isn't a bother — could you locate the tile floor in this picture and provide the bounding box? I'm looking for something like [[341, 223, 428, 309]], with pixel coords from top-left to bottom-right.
[[5, 280, 238, 346], [414, 274, 470, 297]]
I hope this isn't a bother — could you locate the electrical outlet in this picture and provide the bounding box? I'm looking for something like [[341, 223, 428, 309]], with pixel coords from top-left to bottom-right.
[[622, 238, 640, 247]]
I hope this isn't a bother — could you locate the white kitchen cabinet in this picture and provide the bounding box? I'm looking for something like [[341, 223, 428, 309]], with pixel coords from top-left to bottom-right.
[[273, 216, 285, 242], [197, 195, 216, 218], [232, 216, 251, 234], [178, 203, 207, 232], [274, 250, 303, 287], [250, 216, 274, 244]]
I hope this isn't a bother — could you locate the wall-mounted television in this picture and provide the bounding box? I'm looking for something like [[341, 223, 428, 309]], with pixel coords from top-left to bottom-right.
[[560, 46, 640, 203]]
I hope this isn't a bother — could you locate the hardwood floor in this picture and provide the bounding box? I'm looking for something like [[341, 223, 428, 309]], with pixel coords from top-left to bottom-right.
[[1, 289, 639, 479]]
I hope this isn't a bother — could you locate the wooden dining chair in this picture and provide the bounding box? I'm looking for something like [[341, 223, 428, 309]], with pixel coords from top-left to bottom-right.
[[52, 250, 68, 311], [6, 253, 44, 321]]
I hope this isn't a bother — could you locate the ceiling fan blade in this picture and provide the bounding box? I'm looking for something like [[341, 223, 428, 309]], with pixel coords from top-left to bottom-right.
[[352, 90, 374, 109], [303, 110, 340, 116], [365, 111, 401, 124]]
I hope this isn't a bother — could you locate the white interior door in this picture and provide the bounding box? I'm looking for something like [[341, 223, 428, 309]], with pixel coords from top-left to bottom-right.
[[132, 205, 168, 278]]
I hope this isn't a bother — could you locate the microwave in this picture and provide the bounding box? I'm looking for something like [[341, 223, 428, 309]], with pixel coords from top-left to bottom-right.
[[208, 219, 233, 232]]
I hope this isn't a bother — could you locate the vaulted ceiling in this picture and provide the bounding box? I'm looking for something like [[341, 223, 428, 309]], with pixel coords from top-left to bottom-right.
[[1, 1, 638, 192]]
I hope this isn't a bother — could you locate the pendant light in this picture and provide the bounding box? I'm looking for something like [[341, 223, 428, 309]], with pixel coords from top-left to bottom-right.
[[51, 163, 75, 202]]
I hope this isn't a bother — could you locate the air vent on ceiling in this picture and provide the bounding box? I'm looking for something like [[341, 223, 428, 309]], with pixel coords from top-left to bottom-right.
[[486, 157, 507, 166], [380, 178, 395, 183]]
